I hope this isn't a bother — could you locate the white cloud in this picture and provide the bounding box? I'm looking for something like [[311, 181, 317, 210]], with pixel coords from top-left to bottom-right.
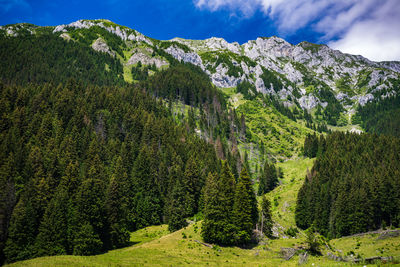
[[329, 0, 400, 61], [193, 0, 400, 61], [195, 0, 260, 17]]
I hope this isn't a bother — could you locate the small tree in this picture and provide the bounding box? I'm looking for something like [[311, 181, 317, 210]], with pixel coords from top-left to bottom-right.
[[258, 161, 279, 195], [260, 196, 273, 238], [202, 161, 236, 245], [304, 226, 324, 255]]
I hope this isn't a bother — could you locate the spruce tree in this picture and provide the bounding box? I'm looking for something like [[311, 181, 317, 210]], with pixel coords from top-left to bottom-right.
[[258, 161, 279, 195], [74, 178, 107, 251], [73, 223, 103, 256], [3, 196, 38, 263], [131, 145, 162, 228], [260, 196, 273, 237], [232, 167, 257, 244], [34, 188, 69, 256], [166, 177, 188, 232], [183, 156, 200, 216], [202, 161, 236, 245], [105, 157, 130, 249]]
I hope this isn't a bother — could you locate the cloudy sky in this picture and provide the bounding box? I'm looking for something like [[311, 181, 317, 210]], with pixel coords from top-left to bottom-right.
[[1, 0, 399, 61]]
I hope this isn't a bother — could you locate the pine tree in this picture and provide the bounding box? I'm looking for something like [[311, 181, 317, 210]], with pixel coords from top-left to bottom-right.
[[202, 162, 236, 245], [232, 167, 257, 244], [258, 161, 279, 195], [260, 196, 273, 237], [166, 177, 188, 232], [34, 188, 69, 256]]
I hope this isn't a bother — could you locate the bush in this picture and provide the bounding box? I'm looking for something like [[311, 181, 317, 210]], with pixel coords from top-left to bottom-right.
[[285, 227, 299, 238]]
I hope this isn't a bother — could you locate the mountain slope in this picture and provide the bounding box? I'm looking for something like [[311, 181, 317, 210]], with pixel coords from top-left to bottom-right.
[[6, 160, 400, 267], [2, 19, 399, 122]]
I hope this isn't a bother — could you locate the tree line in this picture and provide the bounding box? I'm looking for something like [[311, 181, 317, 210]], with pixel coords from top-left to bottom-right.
[[0, 80, 231, 263], [353, 94, 400, 137], [296, 131, 400, 238]]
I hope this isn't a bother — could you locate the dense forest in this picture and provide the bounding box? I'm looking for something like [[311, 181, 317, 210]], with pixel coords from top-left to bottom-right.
[[353, 94, 400, 137], [0, 28, 264, 264], [0, 79, 235, 263], [296, 132, 400, 238], [0, 32, 124, 86]]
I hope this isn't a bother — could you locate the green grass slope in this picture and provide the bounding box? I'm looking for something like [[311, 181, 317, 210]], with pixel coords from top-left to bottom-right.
[[269, 158, 315, 231], [221, 87, 313, 161]]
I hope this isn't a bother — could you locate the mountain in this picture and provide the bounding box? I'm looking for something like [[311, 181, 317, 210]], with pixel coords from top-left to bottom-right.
[[2, 19, 399, 121], [1, 19, 400, 266]]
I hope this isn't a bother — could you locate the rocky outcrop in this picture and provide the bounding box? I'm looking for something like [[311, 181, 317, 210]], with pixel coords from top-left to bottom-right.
[[358, 94, 374, 106], [164, 45, 204, 68], [11, 19, 399, 112], [299, 95, 327, 110], [53, 19, 153, 45], [91, 38, 115, 57], [127, 49, 168, 68], [209, 64, 243, 88]]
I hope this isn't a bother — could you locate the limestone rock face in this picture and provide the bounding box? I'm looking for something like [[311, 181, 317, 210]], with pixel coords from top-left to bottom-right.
[[210, 64, 243, 88], [164, 45, 204, 69], [127, 49, 168, 68], [91, 38, 115, 57], [299, 95, 327, 110]]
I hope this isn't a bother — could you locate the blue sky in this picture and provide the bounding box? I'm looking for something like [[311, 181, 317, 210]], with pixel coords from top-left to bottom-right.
[[1, 0, 399, 61]]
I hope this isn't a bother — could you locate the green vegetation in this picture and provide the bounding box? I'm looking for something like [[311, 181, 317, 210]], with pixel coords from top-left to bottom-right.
[[2, 20, 400, 267], [0, 80, 227, 263], [0, 33, 124, 86], [200, 51, 243, 77], [268, 158, 315, 230], [335, 74, 355, 96], [8, 159, 400, 266], [299, 41, 323, 53], [158, 40, 192, 53], [202, 163, 258, 245], [296, 132, 400, 238], [355, 94, 400, 137], [258, 160, 279, 195], [235, 97, 313, 159], [260, 68, 285, 92]]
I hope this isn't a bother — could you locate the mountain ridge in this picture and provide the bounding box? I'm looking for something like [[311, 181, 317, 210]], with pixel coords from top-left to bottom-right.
[[1, 19, 399, 123]]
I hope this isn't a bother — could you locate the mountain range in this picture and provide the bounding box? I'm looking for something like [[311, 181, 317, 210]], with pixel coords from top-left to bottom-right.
[[2, 19, 399, 118], [1, 18, 400, 266]]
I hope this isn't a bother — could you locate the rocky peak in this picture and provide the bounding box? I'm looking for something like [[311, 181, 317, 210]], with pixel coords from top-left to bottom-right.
[[53, 19, 153, 45]]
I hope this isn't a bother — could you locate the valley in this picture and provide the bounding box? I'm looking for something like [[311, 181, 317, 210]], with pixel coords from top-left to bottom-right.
[[0, 19, 400, 266]]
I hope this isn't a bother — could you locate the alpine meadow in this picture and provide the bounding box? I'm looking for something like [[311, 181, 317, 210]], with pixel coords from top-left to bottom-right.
[[0, 17, 400, 266]]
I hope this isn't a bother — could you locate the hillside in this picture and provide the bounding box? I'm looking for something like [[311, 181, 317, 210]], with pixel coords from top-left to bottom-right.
[[1, 18, 400, 266], [2, 19, 399, 128], [6, 159, 400, 266]]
